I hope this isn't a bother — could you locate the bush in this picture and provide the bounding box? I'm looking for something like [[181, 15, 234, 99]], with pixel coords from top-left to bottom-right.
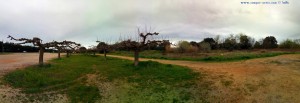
[[262, 36, 278, 49], [187, 46, 198, 53], [223, 35, 237, 51], [279, 39, 300, 49], [238, 34, 254, 49], [199, 42, 211, 52], [177, 41, 190, 53]]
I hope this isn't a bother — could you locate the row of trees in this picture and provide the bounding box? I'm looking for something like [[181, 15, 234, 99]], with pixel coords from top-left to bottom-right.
[[278, 39, 300, 49], [7, 35, 81, 65], [85, 29, 168, 66], [176, 34, 300, 53], [6, 32, 299, 66], [83, 33, 299, 66], [7, 28, 165, 66]]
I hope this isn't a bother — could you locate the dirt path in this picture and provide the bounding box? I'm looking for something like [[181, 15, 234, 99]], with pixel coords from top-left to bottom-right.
[[107, 54, 300, 103], [0, 53, 58, 76]]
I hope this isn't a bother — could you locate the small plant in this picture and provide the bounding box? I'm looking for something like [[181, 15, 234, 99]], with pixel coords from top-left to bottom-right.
[[221, 79, 233, 87]]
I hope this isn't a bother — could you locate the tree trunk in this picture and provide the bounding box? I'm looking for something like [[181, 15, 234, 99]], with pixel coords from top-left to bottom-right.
[[104, 50, 107, 61], [162, 47, 166, 55], [66, 51, 70, 57], [162, 45, 170, 55], [39, 48, 44, 65], [134, 50, 139, 66], [58, 48, 61, 59]]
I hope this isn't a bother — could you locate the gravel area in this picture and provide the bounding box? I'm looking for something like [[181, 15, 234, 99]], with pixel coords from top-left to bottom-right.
[[0, 53, 58, 76]]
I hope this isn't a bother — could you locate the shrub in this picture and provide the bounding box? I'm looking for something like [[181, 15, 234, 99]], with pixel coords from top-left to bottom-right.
[[199, 42, 211, 52], [279, 39, 300, 49], [238, 34, 254, 49], [177, 41, 190, 53], [253, 41, 262, 49], [223, 35, 237, 51], [187, 45, 199, 53], [262, 36, 278, 49]]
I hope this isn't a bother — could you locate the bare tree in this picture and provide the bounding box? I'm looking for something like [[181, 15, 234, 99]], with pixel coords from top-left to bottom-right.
[[48, 40, 81, 58], [61, 40, 81, 57], [96, 41, 111, 60], [8, 35, 81, 65], [118, 28, 160, 66], [87, 45, 97, 56], [8, 35, 51, 65]]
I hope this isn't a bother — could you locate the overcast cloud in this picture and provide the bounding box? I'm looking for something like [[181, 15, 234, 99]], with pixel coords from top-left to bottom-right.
[[0, 0, 299, 47]]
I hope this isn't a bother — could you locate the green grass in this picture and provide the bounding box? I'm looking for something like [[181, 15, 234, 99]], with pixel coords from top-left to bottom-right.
[[111, 50, 298, 62], [68, 85, 100, 102], [0, 52, 10, 55], [3, 55, 206, 102], [199, 52, 294, 62]]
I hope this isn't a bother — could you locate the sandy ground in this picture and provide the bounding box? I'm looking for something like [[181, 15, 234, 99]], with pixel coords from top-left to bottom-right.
[[0, 53, 299, 102], [107, 54, 300, 103], [0, 53, 58, 76], [0, 53, 68, 103]]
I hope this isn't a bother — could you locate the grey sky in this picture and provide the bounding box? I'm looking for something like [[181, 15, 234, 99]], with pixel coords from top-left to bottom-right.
[[0, 0, 299, 47]]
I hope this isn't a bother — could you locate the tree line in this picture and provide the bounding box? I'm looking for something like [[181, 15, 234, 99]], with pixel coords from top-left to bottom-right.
[[7, 35, 81, 65], [174, 34, 300, 53], [0, 42, 55, 52]]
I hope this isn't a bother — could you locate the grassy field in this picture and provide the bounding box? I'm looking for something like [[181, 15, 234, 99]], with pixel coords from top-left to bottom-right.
[[111, 50, 298, 62], [3, 55, 211, 102]]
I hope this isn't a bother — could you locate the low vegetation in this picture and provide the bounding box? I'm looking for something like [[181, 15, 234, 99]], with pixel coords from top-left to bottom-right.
[[0, 53, 9, 55], [3, 55, 209, 102], [111, 50, 297, 62]]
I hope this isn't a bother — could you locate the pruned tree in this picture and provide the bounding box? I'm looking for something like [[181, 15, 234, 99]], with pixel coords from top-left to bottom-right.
[[8, 35, 81, 64], [61, 40, 81, 57], [118, 29, 159, 66], [46, 41, 65, 59], [87, 45, 98, 56], [48, 40, 81, 58], [96, 41, 111, 60], [78, 47, 87, 53], [7, 35, 53, 65]]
